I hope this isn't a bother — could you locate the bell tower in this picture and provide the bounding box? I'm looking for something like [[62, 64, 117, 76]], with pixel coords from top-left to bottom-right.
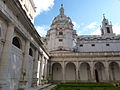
[[46, 4, 77, 51], [100, 14, 114, 36]]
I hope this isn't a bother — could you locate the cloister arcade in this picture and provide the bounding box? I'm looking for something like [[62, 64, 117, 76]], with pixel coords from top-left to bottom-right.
[[51, 61, 120, 82]]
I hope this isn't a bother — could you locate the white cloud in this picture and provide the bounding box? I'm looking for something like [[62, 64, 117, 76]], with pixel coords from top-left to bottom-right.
[[35, 25, 49, 37], [84, 22, 97, 30], [72, 21, 80, 30], [90, 28, 101, 35], [113, 24, 120, 35], [33, 0, 54, 16]]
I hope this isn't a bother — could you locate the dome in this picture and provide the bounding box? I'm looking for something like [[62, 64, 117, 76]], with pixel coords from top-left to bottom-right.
[[50, 4, 74, 30]]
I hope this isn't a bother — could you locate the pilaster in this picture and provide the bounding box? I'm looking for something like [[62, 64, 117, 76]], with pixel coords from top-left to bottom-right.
[[22, 40, 30, 81], [105, 62, 110, 82], [32, 50, 38, 87], [62, 61, 65, 82], [90, 62, 95, 82], [0, 22, 14, 89]]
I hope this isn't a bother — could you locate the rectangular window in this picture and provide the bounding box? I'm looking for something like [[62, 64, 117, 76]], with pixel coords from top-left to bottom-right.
[[80, 44, 83, 47], [106, 27, 110, 33], [106, 44, 110, 46], [91, 44, 95, 46], [59, 39, 63, 42], [59, 32, 63, 35]]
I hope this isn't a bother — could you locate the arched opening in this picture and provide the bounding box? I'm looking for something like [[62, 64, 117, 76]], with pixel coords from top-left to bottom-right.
[[52, 63, 63, 81], [29, 48, 33, 56], [94, 62, 106, 82], [79, 63, 91, 81], [65, 62, 76, 82], [12, 37, 21, 49], [109, 62, 120, 81], [106, 27, 110, 33], [95, 69, 99, 82]]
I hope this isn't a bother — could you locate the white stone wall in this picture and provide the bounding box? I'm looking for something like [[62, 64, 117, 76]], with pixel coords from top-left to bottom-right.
[[8, 45, 23, 90], [26, 56, 34, 88], [47, 29, 75, 51], [77, 40, 120, 52]]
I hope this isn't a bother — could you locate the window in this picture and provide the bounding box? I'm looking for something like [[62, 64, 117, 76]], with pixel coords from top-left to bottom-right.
[[12, 37, 21, 49], [101, 29, 104, 35], [3, 0, 5, 3], [106, 44, 110, 46], [29, 48, 33, 56], [59, 32, 63, 35], [59, 39, 63, 42], [105, 23, 107, 25], [106, 27, 110, 33], [80, 44, 83, 47], [91, 44, 95, 47]]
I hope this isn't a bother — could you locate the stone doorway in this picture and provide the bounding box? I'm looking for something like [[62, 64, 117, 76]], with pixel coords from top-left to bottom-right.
[[95, 69, 99, 82]]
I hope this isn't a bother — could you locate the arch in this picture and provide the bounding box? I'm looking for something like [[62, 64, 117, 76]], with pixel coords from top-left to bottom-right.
[[79, 62, 91, 81], [109, 62, 120, 81], [94, 62, 106, 82], [12, 37, 21, 49], [65, 62, 76, 81], [52, 63, 63, 81], [29, 48, 33, 56]]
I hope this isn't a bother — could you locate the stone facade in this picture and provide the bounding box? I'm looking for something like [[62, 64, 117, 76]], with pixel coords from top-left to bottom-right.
[[0, 0, 49, 90], [44, 5, 120, 83]]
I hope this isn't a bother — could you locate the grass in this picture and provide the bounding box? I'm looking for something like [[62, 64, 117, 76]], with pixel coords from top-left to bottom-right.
[[51, 82, 120, 90]]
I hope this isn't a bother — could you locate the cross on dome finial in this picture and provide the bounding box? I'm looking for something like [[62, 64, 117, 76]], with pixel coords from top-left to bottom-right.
[[60, 4, 64, 15]]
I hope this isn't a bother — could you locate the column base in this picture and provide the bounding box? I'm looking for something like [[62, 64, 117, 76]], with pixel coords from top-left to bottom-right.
[[0, 80, 9, 90], [18, 80, 27, 90], [31, 78, 38, 87]]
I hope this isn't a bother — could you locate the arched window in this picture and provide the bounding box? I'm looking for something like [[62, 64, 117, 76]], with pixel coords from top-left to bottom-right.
[[29, 48, 33, 56], [12, 37, 21, 49], [106, 27, 110, 33]]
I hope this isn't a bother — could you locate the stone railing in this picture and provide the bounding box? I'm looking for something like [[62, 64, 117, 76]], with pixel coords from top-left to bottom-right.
[[50, 51, 120, 58]]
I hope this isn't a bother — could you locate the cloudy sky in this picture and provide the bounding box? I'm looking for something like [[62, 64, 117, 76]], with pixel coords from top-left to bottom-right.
[[33, 0, 120, 37]]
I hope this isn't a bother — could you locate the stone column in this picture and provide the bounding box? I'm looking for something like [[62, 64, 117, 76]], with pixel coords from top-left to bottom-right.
[[62, 61, 65, 82], [44, 58, 48, 80], [37, 54, 42, 85], [105, 62, 109, 82], [90, 62, 95, 82], [0, 22, 14, 89], [18, 40, 30, 89], [32, 50, 38, 87], [40, 54, 45, 84], [22, 40, 30, 81], [75, 62, 79, 82]]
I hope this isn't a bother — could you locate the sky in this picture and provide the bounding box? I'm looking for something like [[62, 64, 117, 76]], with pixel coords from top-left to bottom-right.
[[33, 0, 120, 37]]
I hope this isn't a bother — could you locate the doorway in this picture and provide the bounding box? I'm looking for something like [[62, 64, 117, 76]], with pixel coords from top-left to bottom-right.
[[95, 69, 99, 82]]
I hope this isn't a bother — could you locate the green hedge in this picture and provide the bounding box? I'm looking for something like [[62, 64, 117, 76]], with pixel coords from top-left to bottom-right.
[[51, 83, 120, 90]]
